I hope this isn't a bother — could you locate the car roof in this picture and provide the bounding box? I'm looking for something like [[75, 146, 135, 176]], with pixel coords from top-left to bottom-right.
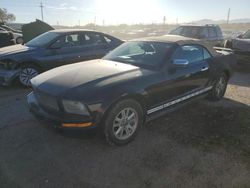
[[132, 35, 218, 56], [177, 24, 219, 27], [49, 29, 97, 33], [134, 35, 199, 44]]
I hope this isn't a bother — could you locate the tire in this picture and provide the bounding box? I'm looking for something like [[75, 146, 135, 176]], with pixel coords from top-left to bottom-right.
[[104, 99, 144, 146], [208, 73, 228, 101], [19, 64, 40, 87], [16, 37, 24, 44]]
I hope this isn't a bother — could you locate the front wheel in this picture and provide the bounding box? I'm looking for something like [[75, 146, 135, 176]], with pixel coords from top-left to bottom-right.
[[19, 64, 40, 87], [208, 73, 228, 101], [104, 99, 144, 145]]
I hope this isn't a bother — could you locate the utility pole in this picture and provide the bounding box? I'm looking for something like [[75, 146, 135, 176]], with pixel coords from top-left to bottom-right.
[[163, 16, 166, 25], [94, 16, 96, 30], [39, 2, 44, 21], [227, 8, 231, 24]]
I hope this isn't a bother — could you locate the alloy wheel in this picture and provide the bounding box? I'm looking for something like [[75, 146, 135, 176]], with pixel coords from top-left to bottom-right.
[[215, 76, 227, 97], [112, 107, 138, 140], [19, 67, 39, 86], [16, 37, 24, 44]]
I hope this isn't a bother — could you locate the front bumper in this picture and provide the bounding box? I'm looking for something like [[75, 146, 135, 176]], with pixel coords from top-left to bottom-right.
[[27, 92, 98, 129], [0, 68, 20, 86]]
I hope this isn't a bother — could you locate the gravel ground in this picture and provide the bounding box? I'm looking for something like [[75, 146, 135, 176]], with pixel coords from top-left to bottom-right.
[[0, 69, 249, 188]]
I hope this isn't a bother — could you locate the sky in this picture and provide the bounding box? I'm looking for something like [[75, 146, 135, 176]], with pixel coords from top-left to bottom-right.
[[1, 0, 250, 26]]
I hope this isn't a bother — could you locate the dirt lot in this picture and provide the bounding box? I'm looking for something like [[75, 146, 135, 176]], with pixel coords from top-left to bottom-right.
[[0, 68, 250, 188]]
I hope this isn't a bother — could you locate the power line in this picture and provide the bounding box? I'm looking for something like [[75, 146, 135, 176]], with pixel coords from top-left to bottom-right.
[[0, 2, 36, 7]]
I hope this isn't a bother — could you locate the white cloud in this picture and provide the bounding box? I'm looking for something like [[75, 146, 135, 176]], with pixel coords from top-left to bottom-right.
[[59, 3, 67, 7], [46, 3, 78, 11]]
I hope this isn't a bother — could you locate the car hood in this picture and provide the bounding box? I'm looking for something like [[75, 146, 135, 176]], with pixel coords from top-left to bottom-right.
[[13, 32, 23, 37], [31, 59, 150, 96], [0, 44, 36, 57]]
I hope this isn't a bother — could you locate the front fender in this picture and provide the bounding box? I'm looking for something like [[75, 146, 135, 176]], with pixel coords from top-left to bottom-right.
[[99, 86, 149, 117]]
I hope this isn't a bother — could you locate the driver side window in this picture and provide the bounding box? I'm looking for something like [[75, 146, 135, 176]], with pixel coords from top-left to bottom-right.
[[243, 30, 250, 39], [128, 44, 145, 55], [172, 45, 204, 64]]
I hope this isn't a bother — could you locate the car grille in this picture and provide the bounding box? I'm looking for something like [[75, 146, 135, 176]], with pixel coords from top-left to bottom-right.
[[34, 90, 59, 111]]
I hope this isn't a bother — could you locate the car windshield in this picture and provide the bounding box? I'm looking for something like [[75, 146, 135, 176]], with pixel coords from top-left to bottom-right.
[[26, 32, 60, 47], [242, 30, 250, 39], [170, 26, 205, 39], [103, 41, 173, 68]]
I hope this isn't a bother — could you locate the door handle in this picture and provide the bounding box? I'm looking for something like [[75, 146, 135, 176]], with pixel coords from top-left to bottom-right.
[[201, 67, 209, 72]]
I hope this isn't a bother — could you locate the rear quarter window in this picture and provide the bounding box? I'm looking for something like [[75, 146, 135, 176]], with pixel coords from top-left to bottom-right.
[[216, 27, 223, 38], [84, 33, 108, 45], [104, 36, 113, 43], [208, 27, 217, 38]]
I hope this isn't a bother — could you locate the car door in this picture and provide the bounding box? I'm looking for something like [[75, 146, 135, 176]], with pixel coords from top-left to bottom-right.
[[43, 32, 95, 69], [55, 32, 89, 66], [147, 44, 210, 107], [83, 32, 113, 59], [169, 44, 210, 93]]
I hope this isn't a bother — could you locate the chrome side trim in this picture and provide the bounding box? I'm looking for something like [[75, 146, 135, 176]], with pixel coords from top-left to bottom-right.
[[147, 86, 213, 115]]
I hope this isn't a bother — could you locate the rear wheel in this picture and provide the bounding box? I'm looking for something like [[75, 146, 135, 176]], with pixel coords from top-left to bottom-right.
[[16, 37, 24, 44], [104, 99, 144, 145], [208, 73, 228, 101], [19, 64, 40, 87]]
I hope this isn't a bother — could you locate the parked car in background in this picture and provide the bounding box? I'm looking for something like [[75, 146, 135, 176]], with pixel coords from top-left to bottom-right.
[[27, 35, 236, 145], [223, 29, 250, 65], [0, 27, 15, 48], [0, 29, 123, 87], [224, 29, 250, 50], [0, 24, 22, 34], [169, 25, 224, 46], [0, 24, 23, 44]]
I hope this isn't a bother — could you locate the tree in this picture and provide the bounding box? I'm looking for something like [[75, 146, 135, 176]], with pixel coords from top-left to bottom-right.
[[0, 8, 16, 23]]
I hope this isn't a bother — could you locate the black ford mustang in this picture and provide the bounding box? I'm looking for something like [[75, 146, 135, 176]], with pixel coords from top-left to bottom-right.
[[27, 35, 236, 145]]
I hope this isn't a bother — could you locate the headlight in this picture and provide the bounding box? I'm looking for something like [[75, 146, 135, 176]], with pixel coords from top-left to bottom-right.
[[62, 100, 90, 115], [0, 61, 7, 69], [7, 61, 17, 69], [0, 60, 17, 70]]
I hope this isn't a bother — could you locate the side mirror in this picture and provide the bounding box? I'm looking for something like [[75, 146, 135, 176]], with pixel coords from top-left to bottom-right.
[[173, 59, 189, 66]]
